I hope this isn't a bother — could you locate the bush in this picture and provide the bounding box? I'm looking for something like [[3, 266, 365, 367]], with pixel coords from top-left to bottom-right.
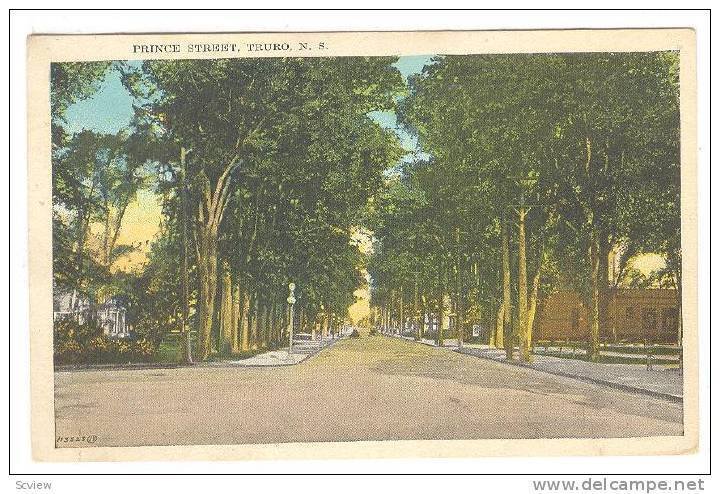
[[54, 317, 156, 365], [349, 329, 360, 338]]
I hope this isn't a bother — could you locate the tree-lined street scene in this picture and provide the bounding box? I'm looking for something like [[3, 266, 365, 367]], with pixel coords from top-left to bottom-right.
[[52, 52, 683, 446]]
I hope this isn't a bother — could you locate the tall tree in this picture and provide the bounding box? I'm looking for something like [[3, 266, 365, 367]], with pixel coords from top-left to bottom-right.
[[141, 57, 403, 359]]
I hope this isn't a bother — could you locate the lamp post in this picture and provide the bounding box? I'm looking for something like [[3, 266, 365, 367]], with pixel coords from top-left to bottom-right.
[[287, 282, 296, 356]]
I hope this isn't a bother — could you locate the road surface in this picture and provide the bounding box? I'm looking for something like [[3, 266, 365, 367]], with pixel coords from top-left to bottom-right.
[[54, 333, 683, 447]]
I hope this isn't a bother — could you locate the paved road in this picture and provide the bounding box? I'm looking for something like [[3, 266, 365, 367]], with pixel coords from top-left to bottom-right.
[[54, 333, 683, 447]]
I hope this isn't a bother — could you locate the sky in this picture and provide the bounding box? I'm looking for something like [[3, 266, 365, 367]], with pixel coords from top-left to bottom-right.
[[64, 55, 435, 144], [369, 55, 434, 159], [64, 63, 136, 135], [61, 55, 436, 323]]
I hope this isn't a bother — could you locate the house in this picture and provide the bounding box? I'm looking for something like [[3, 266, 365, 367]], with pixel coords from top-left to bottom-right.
[[96, 297, 131, 338], [534, 289, 680, 344], [53, 288, 131, 338]]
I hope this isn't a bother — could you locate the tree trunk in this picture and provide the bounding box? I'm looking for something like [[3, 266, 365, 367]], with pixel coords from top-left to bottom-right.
[[259, 300, 269, 348], [413, 276, 420, 341], [278, 302, 285, 343], [250, 292, 259, 350], [266, 302, 274, 346], [526, 249, 544, 351], [179, 147, 193, 363], [588, 228, 601, 361], [196, 226, 218, 360], [493, 304, 504, 348], [455, 226, 463, 349], [299, 308, 306, 336], [193, 157, 240, 360], [518, 208, 530, 362], [219, 262, 233, 355], [419, 295, 426, 341], [72, 182, 96, 311], [389, 289, 396, 334], [673, 261, 683, 347], [269, 299, 278, 346], [282, 303, 289, 342], [455, 227, 465, 348], [271, 302, 278, 345], [102, 192, 133, 272], [266, 302, 274, 347], [437, 292, 445, 347], [231, 281, 241, 353], [502, 220, 513, 359], [323, 312, 330, 338], [102, 198, 112, 270], [399, 285, 404, 336], [240, 287, 250, 352], [598, 232, 611, 343]]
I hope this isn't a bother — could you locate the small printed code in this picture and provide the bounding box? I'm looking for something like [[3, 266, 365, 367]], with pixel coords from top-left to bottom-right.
[[56, 434, 97, 445]]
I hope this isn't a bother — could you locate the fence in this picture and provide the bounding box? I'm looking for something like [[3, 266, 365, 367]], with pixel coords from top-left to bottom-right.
[[533, 339, 683, 369]]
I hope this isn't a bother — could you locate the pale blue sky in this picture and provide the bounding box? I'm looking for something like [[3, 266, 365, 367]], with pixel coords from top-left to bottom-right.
[[369, 55, 434, 160], [64, 66, 135, 134], [62, 55, 435, 160]]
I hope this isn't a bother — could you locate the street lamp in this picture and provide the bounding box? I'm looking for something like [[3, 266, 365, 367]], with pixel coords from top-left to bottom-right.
[[287, 282, 296, 356]]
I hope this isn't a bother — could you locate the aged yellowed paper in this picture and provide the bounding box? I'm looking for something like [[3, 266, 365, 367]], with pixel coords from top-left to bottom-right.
[[28, 29, 697, 461]]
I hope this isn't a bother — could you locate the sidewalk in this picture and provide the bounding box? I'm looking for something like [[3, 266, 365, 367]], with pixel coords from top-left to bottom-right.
[[456, 346, 683, 402], [386, 334, 682, 402], [205, 348, 309, 367], [56, 336, 342, 372], [207, 336, 341, 367]]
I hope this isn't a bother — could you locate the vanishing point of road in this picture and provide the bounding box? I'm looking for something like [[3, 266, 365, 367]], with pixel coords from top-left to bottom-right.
[[54, 331, 683, 447]]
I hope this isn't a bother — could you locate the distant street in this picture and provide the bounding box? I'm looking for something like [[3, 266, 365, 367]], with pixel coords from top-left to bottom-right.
[[54, 332, 682, 447]]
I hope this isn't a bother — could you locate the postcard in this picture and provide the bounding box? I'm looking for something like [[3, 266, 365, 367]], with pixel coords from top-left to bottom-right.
[[27, 29, 697, 461]]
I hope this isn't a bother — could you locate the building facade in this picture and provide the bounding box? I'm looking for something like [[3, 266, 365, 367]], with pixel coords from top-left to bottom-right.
[[535, 289, 680, 344], [53, 289, 131, 338]]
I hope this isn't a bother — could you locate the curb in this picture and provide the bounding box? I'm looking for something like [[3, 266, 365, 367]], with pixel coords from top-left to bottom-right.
[[383, 333, 451, 348], [55, 362, 184, 373], [55, 336, 345, 373], [454, 347, 683, 404]]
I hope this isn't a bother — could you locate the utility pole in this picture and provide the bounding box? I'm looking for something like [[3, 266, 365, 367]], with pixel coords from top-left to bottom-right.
[[180, 146, 193, 364]]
